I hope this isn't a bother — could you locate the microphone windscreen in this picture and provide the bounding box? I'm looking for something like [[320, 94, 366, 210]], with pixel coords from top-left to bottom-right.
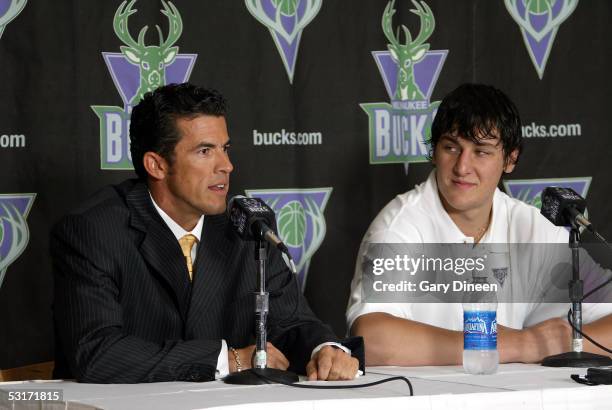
[[541, 187, 586, 227], [227, 196, 276, 240]]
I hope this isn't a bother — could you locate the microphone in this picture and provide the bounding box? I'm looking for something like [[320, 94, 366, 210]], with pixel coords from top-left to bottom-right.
[[227, 195, 297, 273], [541, 187, 592, 230], [541, 187, 612, 251]]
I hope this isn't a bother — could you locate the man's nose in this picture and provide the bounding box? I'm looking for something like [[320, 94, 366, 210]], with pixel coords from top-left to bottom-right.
[[217, 151, 233, 174], [453, 149, 472, 175]]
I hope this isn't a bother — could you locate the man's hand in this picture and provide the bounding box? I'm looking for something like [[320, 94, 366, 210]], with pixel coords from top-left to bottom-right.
[[306, 345, 359, 381], [498, 317, 571, 363], [229, 342, 289, 372]]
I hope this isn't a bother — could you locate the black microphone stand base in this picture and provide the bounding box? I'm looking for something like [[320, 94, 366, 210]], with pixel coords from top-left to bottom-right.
[[541, 351, 612, 368], [224, 368, 299, 385]]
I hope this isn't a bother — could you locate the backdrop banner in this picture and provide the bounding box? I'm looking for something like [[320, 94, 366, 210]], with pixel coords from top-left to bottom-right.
[[1, 0, 611, 368]]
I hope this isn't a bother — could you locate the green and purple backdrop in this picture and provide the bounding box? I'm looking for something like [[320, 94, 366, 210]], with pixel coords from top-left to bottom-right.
[[1, 0, 611, 368]]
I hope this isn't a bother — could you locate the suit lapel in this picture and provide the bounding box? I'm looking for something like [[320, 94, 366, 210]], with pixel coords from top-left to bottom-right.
[[187, 214, 234, 330], [125, 182, 191, 320]]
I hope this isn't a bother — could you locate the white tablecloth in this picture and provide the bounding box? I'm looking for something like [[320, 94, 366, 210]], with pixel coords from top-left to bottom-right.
[[1, 364, 610, 410]]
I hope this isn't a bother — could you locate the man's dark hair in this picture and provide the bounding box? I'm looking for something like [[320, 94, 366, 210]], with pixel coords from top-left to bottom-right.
[[130, 83, 227, 180], [429, 83, 522, 164]]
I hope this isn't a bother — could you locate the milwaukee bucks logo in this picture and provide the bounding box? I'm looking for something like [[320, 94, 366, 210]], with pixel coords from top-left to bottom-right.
[[245, 0, 322, 83], [245, 188, 331, 290], [0, 194, 35, 289], [361, 0, 447, 169], [0, 0, 27, 40], [503, 177, 591, 209], [92, 0, 197, 170], [382, 0, 434, 101], [505, 0, 578, 79]]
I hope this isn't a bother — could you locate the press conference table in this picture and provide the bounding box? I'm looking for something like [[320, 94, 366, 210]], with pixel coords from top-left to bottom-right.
[[1, 364, 610, 410]]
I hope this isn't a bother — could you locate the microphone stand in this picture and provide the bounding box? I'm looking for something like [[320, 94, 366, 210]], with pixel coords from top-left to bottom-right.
[[541, 224, 612, 367], [224, 240, 299, 384]]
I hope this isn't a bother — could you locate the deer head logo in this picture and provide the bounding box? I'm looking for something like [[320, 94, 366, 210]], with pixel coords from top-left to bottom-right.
[[113, 0, 183, 105], [0, 0, 27, 39], [382, 0, 435, 102]]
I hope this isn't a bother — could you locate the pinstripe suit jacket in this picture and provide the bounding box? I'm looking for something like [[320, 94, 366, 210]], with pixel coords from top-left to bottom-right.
[[52, 179, 363, 383]]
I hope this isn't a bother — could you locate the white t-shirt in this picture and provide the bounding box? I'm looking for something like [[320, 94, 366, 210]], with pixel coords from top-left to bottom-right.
[[346, 170, 612, 332]]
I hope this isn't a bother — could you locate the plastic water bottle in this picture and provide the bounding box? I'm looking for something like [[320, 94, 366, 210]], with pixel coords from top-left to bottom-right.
[[463, 274, 498, 374]]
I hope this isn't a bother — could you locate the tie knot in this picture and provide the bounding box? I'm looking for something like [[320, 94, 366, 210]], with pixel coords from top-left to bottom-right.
[[179, 234, 198, 257]]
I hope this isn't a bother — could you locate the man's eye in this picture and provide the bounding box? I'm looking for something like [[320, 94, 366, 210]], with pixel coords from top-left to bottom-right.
[[223, 144, 231, 152], [198, 148, 210, 155], [444, 145, 458, 152], [476, 150, 491, 156]]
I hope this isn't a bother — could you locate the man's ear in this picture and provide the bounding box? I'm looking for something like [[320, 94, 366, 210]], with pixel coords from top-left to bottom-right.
[[143, 152, 168, 180], [503, 149, 519, 173]]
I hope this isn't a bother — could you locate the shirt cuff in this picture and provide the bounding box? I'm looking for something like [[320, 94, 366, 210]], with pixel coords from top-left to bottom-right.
[[215, 339, 229, 379], [310, 342, 351, 359]]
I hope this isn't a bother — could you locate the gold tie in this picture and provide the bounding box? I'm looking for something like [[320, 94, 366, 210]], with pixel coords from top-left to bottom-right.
[[178, 234, 198, 281]]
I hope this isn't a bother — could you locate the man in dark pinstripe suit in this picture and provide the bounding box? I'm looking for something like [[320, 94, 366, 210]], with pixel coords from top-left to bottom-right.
[[52, 83, 363, 383]]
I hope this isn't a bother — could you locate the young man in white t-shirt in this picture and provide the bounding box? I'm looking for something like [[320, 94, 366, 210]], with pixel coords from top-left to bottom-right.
[[347, 83, 612, 366]]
